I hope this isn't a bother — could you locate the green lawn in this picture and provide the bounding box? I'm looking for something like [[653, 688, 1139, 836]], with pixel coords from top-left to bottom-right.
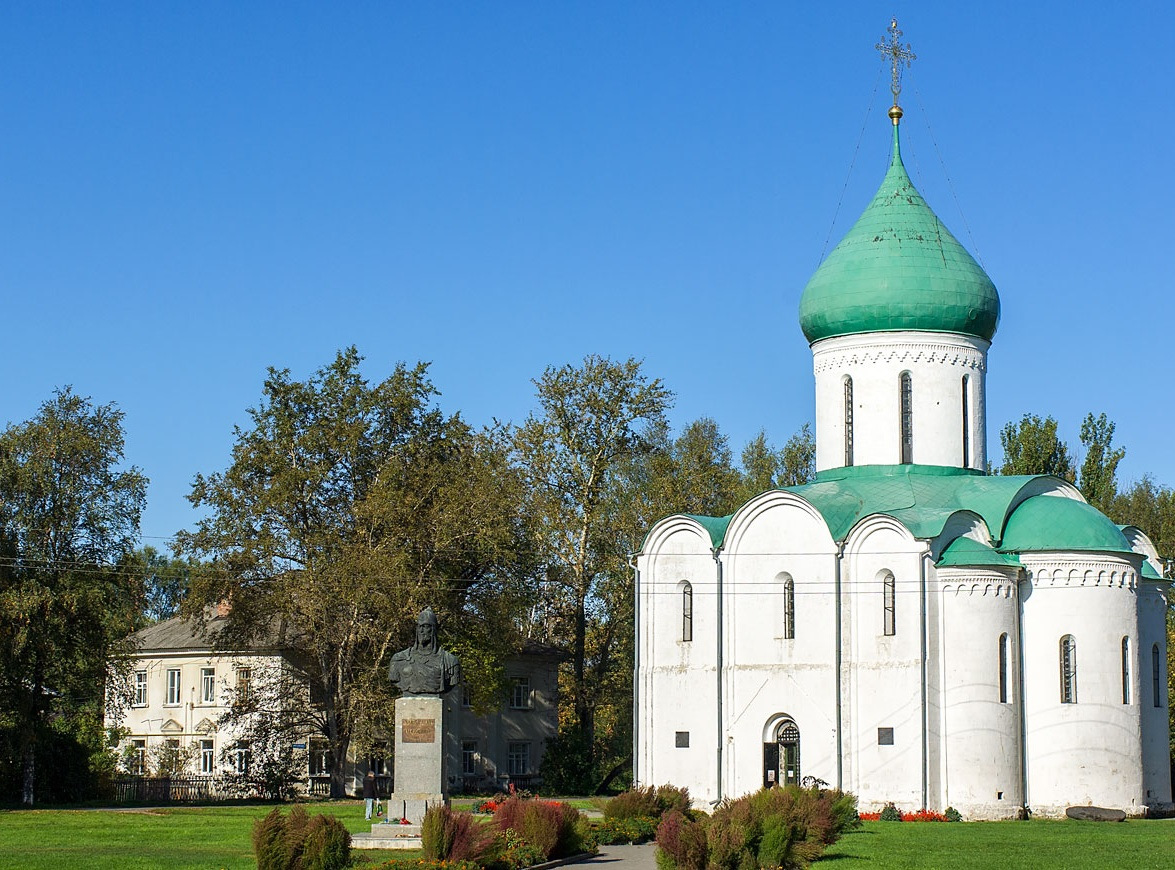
[[821, 819, 1175, 869], [0, 806, 1172, 869], [0, 803, 410, 870]]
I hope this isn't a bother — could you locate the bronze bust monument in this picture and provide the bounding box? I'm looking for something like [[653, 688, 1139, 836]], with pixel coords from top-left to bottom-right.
[[388, 607, 461, 696]]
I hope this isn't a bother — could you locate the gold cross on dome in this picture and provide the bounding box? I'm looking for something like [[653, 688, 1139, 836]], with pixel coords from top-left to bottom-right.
[[876, 17, 916, 108]]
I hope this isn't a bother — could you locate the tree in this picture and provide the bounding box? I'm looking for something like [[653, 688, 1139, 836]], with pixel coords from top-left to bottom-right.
[[1079, 412, 1126, 514], [737, 423, 816, 502], [124, 546, 202, 626], [0, 388, 147, 805], [176, 348, 530, 797], [997, 414, 1075, 480], [515, 356, 672, 793]]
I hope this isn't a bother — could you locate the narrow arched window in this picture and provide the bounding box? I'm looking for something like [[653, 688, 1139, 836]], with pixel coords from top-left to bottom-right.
[[882, 572, 896, 636], [1060, 635, 1077, 703], [961, 375, 971, 468], [1153, 644, 1163, 708], [899, 372, 913, 464], [682, 582, 693, 642], [999, 633, 1009, 703], [783, 577, 795, 640], [1122, 637, 1131, 704], [844, 377, 854, 467]]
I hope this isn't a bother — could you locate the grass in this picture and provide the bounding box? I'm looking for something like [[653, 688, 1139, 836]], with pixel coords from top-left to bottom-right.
[[819, 819, 1175, 869], [2, 803, 1172, 869], [0, 802, 412, 870]]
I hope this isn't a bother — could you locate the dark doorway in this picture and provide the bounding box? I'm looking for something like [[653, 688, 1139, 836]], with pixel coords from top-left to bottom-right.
[[763, 720, 800, 788]]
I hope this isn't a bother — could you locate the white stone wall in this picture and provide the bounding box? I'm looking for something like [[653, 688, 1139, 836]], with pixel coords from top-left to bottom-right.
[[840, 516, 927, 810], [811, 332, 989, 472], [1019, 554, 1147, 816], [719, 493, 840, 800], [934, 567, 1024, 819], [635, 517, 720, 801], [1137, 580, 1173, 808]]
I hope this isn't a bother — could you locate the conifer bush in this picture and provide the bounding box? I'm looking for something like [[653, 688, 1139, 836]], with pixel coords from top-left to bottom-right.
[[656, 786, 858, 870], [251, 805, 350, 870]]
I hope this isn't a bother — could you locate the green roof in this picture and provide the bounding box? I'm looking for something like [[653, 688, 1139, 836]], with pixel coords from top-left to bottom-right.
[[685, 513, 734, 549], [937, 536, 1021, 569], [647, 466, 1154, 566], [1000, 496, 1135, 555], [798, 123, 1001, 344]]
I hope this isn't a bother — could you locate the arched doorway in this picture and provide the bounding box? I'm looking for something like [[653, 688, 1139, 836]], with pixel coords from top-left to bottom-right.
[[762, 719, 800, 788]]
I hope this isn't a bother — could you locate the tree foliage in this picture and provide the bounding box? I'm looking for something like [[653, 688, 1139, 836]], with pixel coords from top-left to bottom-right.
[[516, 355, 672, 792], [0, 388, 147, 805], [997, 414, 1075, 480], [1079, 412, 1126, 514], [738, 423, 816, 500], [176, 348, 531, 796]]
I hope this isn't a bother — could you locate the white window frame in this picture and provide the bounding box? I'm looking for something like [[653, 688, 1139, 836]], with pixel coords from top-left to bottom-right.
[[200, 739, 215, 774], [201, 667, 216, 704], [882, 572, 896, 637], [462, 741, 478, 776], [133, 670, 148, 707], [131, 738, 147, 775], [166, 668, 181, 705], [507, 741, 531, 776], [509, 676, 532, 710], [231, 741, 251, 775]]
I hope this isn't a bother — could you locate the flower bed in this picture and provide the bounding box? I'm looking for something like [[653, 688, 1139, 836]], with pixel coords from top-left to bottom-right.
[[859, 807, 954, 822]]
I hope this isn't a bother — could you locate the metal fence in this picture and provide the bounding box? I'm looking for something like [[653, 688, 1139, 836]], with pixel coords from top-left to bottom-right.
[[112, 776, 234, 803]]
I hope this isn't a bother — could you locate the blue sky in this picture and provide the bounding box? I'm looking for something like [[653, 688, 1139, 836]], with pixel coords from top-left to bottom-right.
[[2, 2, 1172, 544]]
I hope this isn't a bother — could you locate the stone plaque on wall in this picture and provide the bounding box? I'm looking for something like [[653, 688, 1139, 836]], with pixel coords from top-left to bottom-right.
[[402, 718, 436, 744]]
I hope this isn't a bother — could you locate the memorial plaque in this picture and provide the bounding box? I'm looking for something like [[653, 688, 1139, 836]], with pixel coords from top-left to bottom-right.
[[402, 718, 436, 744]]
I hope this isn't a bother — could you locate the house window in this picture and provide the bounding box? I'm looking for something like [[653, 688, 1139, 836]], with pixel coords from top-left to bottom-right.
[[675, 731, 690, 748], [509, 677, 532, 710], [782, 575, 795, 640], [231, 741, 251, 775], [200, 739, 215, 774], [1153, 644, 1163, 708], [999, 633, 1009, 703], [462, 741, 478, 776], [131, 738, 147, 775], [308, 738, 333, 777], [844, 377, 854, 466], [461, 685, 472, 709], [1060, 635, 1077, 703], [134, 670, 148, 707], [682, 582, 693, 642], [235, 668, 251, 704], [507, 742, 531, 776], [1122, 637, 1131, 704], [166, 668, 181, 705], [899, 372, 913, 464], [961, 376, 970, 467], [201, 667, 216, 704], [882, 572, 896, 636], [877, 727, 894, 746]]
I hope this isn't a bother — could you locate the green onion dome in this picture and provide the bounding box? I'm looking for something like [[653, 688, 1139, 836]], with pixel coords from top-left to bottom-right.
[[799, 124, 1000, 344]]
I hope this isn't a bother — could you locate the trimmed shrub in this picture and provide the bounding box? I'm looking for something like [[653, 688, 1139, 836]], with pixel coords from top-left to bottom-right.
[[493, 796, 591, 860], [654, 784, 691, 816], [594, 816, 658, 844], [944, 806, 963, 823], [252, 807, 290, 870], [422, 804, 495, 863], [655, 809, 709, 870], [368, 861, 480, 870], [671, 786, 859, 870], [251, 805, 348, 870], [299, 813, 350, 870], [485, 829, 547, 870], [605, 786, 661, 820], [879, 802, 903, 822]]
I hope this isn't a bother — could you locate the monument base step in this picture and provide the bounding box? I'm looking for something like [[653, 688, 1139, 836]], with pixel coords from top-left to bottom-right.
[[352, 827, 423, 850]]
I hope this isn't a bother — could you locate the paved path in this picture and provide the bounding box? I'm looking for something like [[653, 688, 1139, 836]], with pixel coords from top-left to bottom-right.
[[573, 844, 657, 870]]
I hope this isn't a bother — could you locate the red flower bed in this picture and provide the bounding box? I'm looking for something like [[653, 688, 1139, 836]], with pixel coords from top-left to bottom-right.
[[860, 809, 947, 822]]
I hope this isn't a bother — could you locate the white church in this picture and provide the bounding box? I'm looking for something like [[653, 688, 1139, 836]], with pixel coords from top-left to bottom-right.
[[633, 33, 1172, 820]]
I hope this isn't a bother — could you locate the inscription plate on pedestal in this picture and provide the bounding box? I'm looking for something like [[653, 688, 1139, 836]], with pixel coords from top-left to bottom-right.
[[402, 718, 436, 744]]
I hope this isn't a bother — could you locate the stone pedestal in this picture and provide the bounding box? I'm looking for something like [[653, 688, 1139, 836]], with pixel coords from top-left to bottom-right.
[[386, 695, 447, 823]]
